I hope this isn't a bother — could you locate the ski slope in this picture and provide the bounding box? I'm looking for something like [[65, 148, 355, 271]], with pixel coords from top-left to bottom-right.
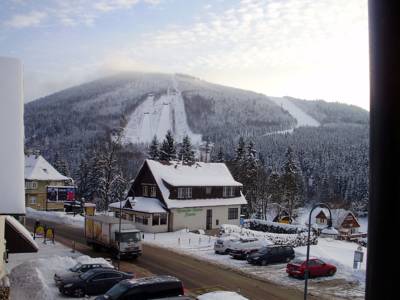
[[270, 97, 320, 128], [124, 77, 202, 145]]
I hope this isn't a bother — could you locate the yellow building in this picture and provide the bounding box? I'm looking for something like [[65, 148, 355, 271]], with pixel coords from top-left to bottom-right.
[[25, 154, 74, 211]]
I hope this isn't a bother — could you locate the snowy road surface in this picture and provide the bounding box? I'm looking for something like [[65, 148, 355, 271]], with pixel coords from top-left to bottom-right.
[[25, 217, 320, 300]]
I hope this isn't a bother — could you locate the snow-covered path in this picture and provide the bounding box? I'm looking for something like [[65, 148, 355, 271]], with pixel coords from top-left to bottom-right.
[[269, 97, 320, 129], [124, 76, 202, 145]]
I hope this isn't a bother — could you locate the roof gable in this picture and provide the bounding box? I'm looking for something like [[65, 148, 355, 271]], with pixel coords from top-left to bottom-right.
[[133, 160, 246, 209], [25, 154, 70, 181]]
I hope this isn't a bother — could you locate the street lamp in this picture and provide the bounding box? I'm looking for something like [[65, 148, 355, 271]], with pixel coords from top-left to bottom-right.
[[304, 203, 333, 300]]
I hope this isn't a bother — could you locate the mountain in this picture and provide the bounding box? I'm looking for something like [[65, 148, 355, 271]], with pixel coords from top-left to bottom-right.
[[24, 72, 369, 210]]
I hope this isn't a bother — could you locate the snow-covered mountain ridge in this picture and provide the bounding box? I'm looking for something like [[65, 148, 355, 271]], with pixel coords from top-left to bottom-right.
[[24, 72, 369, 175]]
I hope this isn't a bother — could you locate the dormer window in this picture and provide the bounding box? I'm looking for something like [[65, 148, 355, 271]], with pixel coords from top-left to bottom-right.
[[178, 187, 192, 199], [150, 186, 157, 197], [223, 186, 235, 197], [205, 187, 212, 195], [142, 185, 149, 197]]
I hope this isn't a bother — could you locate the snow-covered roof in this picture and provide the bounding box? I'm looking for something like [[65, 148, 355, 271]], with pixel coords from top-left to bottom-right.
[[301, 208, 360, 229], [144, 159, 246, 209], [25, 154, 70, 181], [5, 215, 38, 253], [146, 159, 242, 187], [109, 197, 167, 213]]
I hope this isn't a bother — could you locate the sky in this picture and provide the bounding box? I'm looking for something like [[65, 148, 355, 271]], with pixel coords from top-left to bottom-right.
[[0, 0, 369, 110]]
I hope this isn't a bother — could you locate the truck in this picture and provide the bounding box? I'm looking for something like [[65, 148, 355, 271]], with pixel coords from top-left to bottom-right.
[[85, 215, 143, 259]]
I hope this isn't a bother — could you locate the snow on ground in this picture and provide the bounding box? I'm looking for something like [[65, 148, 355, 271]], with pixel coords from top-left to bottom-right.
[[124, 76, 202, 145], [268, 97, 320, 134], [143, 227, 365, 300], [26, 207, 84, 227], [6, 237, 112, 300]]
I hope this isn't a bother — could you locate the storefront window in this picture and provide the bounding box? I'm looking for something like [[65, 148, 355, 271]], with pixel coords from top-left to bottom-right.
[[152, 214, 160, 226]]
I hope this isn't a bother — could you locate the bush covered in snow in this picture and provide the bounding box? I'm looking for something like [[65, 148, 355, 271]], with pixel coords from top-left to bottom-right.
[[221, 224, 317, 247], [244, 219, 308, 234]]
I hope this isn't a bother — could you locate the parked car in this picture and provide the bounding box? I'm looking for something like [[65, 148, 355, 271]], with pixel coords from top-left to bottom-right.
[[54, 262, 114, 286], [58, 268, 133, 297], [247, 245, 295, 266], [214, 235, 240, 254], [358, 237, 367, 247], [229, 237, 272, 259], [286, 258, 336, 279], [95, 275, 184, 300]]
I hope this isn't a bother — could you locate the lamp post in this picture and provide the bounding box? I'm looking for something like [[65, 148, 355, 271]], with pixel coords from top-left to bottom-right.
[[117, 197, 122, 270], [304, 203, 333, 300]]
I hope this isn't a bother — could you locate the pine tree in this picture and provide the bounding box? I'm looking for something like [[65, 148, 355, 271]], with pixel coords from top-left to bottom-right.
[[281, 147, 302, 219], [216, 146, 225, 162], [159, 130, 177, 162], [53, 152, 70, 177], [148, 135, 160, 160], [179, 135, 195, 164], [234, 137, 246, 162]]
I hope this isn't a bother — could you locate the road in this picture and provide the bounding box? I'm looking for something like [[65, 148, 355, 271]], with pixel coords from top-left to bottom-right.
[[25, 218, 321, 300]]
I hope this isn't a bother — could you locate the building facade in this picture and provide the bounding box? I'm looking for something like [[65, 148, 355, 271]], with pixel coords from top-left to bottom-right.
[[109, 159, 247, 232], [1, 57, 38, 299], [25, 154, 74, 211]]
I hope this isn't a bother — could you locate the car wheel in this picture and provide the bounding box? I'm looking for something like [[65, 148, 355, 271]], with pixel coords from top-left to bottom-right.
[[328, 269, 336, 276], [74, 288, 85, 298], [261, 260, 268, 266], [224, 249, 230, 255]]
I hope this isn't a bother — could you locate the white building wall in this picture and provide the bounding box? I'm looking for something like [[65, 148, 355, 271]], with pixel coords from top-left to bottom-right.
[[171, 205, 241, 231]]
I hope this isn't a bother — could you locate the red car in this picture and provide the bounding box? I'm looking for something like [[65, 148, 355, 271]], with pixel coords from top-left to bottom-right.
[[286, 258, 336, 279]]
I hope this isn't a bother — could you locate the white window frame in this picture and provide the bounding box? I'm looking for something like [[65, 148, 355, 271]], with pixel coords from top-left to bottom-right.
[[178, 187, 192, 199], [223, 186, 235, 197], [25, 181, 38, 190], [205, 187, 212, 195], [30, 196, 37, 204], [142, 185, 149, 197], [150, 186, 157, 197], [228, 207, 239, 220]]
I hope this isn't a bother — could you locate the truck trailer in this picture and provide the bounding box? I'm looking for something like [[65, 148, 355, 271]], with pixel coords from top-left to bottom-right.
[[85, 215, 142, 259]]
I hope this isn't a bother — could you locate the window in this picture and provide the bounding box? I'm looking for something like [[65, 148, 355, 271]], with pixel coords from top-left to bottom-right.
[[152, 214, 160, 226], [160, 213, 167, 225], [206, 187, 212, 195], [178, 187, 192, 199], [228, 208, 239, 220], [142, 185, 148, 197], [216, 219, 219, 226], [150, 186, 157, 197], [25, 181, 38, 189], [30, 196, 37, 204], [223, 186, 235, 197]]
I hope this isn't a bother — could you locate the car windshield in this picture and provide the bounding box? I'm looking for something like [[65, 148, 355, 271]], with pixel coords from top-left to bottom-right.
[[291, 258, 305, 264], [104, 281, 130, 299], [258, 247, 270, 254], [70, 263, 82, 272], [116, 232, 141, 243], [79, 269, 97, 280]]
